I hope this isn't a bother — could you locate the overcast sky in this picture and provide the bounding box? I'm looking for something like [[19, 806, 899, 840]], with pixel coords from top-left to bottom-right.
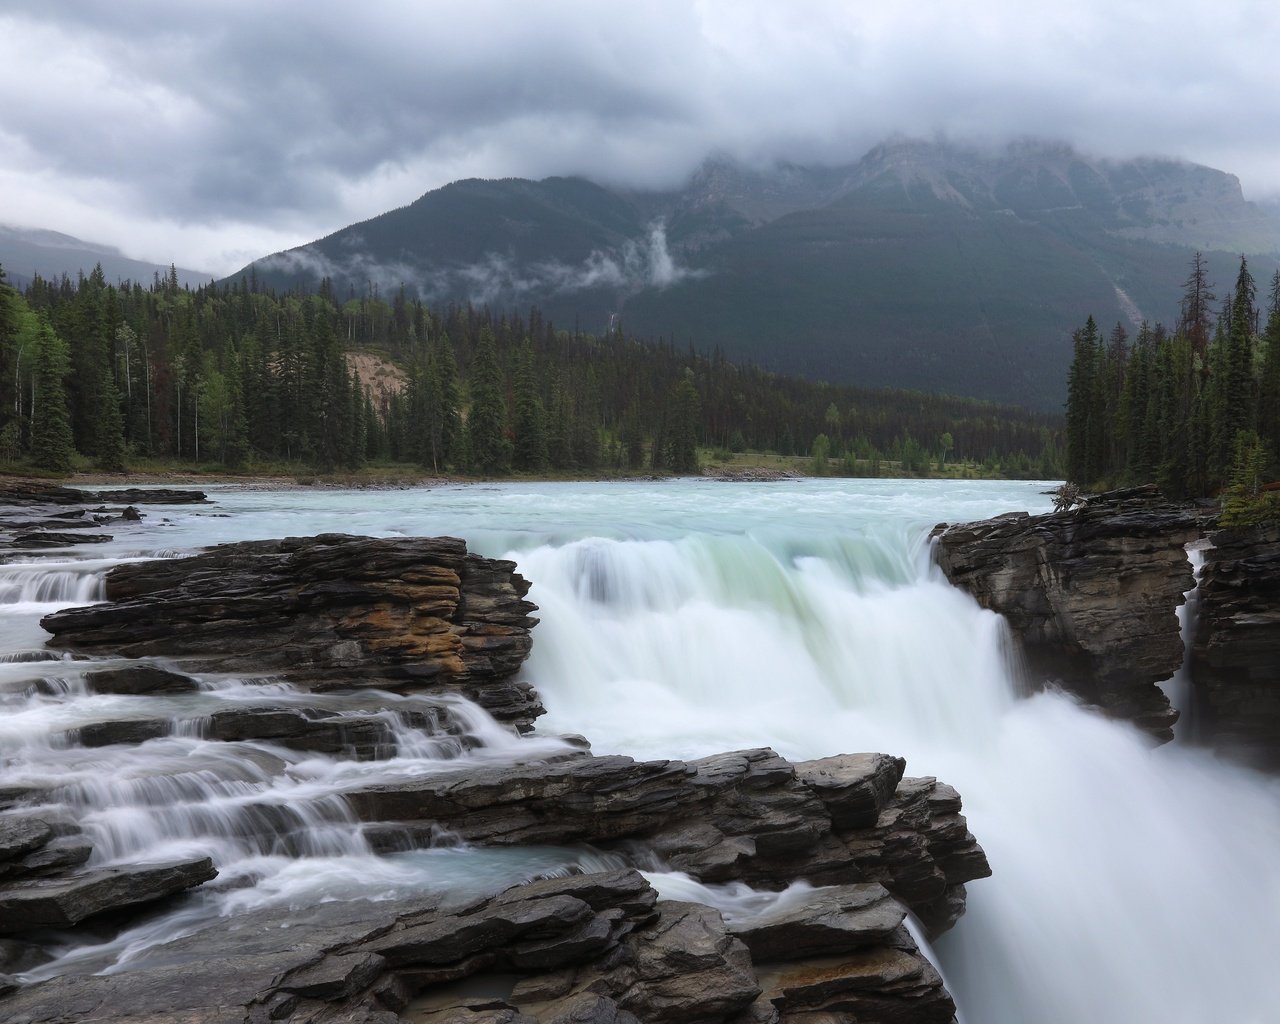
[[2, 0, 1277, 277]]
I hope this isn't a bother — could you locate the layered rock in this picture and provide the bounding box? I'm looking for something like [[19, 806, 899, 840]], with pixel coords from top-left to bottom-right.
[[1191, 524, 1280, 770], [932, 486, 1203, 740], [0, 480, 206, 551], [0, 869, 957, 1024], [346, 747, 988, 936], [40, 534, 543, 728]]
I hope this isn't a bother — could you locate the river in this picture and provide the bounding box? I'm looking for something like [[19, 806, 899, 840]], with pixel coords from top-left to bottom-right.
[[2, 479, 1277, 1023]]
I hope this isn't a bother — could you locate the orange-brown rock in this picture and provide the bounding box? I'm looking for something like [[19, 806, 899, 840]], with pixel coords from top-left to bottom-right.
[[40, 534, 542, 727]]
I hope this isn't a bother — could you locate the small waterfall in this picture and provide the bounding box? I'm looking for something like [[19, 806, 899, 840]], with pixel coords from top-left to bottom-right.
[[0, 565, 105, 606]]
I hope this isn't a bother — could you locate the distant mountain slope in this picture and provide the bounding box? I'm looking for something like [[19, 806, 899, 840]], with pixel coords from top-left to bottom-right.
[[234, 139, 1280, 411], [0, 225, 211, 290]]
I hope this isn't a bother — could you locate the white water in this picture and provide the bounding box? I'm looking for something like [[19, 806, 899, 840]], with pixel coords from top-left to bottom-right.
[[3, 480, 1278, 1022]]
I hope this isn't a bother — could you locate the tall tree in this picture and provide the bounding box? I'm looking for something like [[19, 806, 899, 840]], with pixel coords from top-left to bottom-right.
[[512, 341, 549, 471], [667, 371, 701, 474], [466, 328, 509, 474], [30, 318, 76, 472]]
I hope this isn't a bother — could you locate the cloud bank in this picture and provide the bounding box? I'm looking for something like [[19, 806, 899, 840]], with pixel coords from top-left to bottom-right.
[[1, 1, 1277, 275], [258, 222, 702, 304]]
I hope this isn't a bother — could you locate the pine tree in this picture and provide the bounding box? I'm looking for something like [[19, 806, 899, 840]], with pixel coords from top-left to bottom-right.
[[435, 334, 463, 468], [1065, 317, 1100, 483], [1179, 251, 1215, 354], [467, 328, 509, 474], [667, 371, 700, 474], [30, 319, 76, 473], [1258, 271, 1280, 471], [94, 367, 128, 471], [512, 341, 549, 471]]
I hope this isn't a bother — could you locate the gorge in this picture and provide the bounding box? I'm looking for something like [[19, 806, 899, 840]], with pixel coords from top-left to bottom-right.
[[0, 479, 1278, 1023]]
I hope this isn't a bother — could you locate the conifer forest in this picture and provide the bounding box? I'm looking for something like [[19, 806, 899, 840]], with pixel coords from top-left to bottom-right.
[[0, 265, 1062, 479], [1064, 253, 1280, 517]]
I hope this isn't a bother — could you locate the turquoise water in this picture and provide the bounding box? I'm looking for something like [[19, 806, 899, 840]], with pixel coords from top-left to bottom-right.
[[3, 478, 1277, 1023]]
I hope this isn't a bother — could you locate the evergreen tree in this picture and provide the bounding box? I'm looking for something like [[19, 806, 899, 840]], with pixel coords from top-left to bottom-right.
[[1065, 317, 1101, 483], [667, 372, 700, 474], [1179, 251, 1215, 354], [434, 334, 463, 468], [1258, 271, 1280, 472], [512, 341, 549, 471], [94, 367, 128, 471], [30, 319, 76, 472], [467, 328, 509, 473]]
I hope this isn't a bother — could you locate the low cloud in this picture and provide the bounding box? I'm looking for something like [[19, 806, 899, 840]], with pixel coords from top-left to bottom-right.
[[257, 221, 703, 305]]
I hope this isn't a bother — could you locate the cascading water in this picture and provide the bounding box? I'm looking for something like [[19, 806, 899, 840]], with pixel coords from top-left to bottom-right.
[[3, 480, 1277, 1023]]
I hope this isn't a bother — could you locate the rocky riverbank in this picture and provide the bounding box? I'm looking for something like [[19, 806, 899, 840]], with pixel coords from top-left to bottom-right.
[[1, 488, 990, 1024], [0, 480, 207, 552], [932, 486, 1280, 767]]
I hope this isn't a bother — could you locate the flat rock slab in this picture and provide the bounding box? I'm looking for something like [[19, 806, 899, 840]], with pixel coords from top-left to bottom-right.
[[0, 858, 217, 932], [0, 818, 53, 864], [83, 665, 199, 695], [729, 883, 906, 962]]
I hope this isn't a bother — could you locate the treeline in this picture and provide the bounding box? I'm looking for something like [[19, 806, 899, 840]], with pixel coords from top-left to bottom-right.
[[0, 263, 1062, 477], [1065, 253, 1280, 511]]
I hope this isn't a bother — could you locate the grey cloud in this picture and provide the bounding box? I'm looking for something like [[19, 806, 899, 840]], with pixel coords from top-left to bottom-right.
[[1, 1, 1277, 274]]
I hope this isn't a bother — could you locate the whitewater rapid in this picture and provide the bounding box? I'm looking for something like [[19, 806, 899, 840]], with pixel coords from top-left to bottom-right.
[[3, 479, 1278, 1023]]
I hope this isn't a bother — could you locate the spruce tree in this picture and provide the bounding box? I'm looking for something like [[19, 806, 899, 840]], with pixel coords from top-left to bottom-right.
[[667, 372, 700, 474], [30, 319, 76, 473], [94, 367, 128, 471], [467, 328, 509, 474], [512, 341, 549, 471], [1258, 271, 1280, 471], [1065, 317, 1100, 483]]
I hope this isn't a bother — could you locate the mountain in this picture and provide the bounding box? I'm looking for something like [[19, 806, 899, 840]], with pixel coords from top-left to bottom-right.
[[234, 139, 1280, 411], [0, 225, 212, 291]]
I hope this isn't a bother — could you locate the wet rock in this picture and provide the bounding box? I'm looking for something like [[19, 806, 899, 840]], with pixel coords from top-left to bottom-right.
[[728, 884, 905, 962], [754, 935, 956, 1024], [346, 748, 987, 935], [0, 817, 53, 864], [41, 534, 542, 728], [76, 718, 170, 747], [85, 488, 208, 505], [84, 665, 199, 695], [795, 754, 905, 831], [610, 901, 761, 1023], [2, 836, 94, 881], [0, 857, 217, 932], [9, 531, 113, 548], [1192, 524, 1280, 770], [0, 483, 206, 507], [932, 486, 1203, 741]]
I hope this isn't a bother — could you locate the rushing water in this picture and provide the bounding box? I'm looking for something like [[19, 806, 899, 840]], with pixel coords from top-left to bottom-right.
[[2, 479, 1278, 1022]]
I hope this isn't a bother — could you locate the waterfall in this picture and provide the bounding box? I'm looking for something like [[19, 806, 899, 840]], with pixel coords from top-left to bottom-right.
[[4, 480, 1277, 1022], [518, 526, 1280, 1024]]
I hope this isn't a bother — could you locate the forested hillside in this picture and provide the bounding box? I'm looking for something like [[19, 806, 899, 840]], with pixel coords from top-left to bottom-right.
[[0, 263, 1062, 478], [1064, 253, 1280, 518], [239, 140, 1280, 411]]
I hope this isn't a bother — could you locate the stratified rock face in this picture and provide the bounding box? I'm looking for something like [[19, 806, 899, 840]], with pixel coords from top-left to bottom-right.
[[346, 747, 989, 938], [40, 533, 543, 728], [1192, 524, 1280, 770], [0, 869, 957, 1024], [932, 488, 1202, 740]]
